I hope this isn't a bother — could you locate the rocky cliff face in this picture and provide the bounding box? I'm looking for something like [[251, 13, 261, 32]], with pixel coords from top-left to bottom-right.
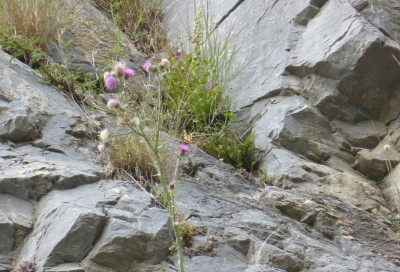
[[162, 0, 400, 212], [1, 0, 400, 271]]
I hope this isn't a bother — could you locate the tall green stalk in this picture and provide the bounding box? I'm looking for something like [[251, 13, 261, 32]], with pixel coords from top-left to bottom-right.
[[127, 68, 185, 272]]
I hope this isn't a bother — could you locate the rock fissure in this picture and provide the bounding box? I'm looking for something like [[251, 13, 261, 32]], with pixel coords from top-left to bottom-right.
[[214, 0, 246, 30]]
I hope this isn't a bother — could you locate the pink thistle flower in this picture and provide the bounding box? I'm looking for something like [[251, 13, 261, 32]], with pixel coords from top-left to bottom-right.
[[104, 71, 112, 81], [168, 181, 175, 189], [179, 144, 190, 155], [107, 99, 118, 109], [98, 144, 106, 153], [142, 60, 152, 73], [104, 75, 118, 91], [123, 67, 136, 79]]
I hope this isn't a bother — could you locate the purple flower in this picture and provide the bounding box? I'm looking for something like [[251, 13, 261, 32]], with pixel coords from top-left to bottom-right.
[[107, 99, 118, 109], [179, 144, 190, 155], [123, 67, 136, 79], [143, 60, 152, 72], [168, 181, 175, 189], [103, 72, 111, 82], [104, 74, 118, 91]]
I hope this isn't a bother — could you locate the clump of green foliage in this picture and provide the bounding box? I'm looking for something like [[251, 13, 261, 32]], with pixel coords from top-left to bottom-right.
[[205, 132, 259, 173], [258, 169, 274, 185], [159, 10, 237, 142], [177, 220, 205, 247], [161, 54, 235, 136]]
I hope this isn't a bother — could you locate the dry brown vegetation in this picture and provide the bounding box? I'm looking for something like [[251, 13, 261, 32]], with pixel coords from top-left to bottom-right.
[[0, 0, 66, 50], [92, 0, 168, 55]]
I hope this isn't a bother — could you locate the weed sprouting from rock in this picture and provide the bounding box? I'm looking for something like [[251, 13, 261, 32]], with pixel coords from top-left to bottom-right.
[[14, 261, 36, 272]]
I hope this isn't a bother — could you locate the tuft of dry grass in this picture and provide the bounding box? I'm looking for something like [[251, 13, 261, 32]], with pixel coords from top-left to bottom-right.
[[109, 134, 158, 183], [0, 0, 65, 51], [108, 132, 173, 185], [92, 0, 168, 56]]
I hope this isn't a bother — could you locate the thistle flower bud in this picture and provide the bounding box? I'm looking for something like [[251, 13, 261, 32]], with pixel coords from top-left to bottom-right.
[[107, 99, 118, 109], [98, 144, 106, 153], [112, 61, 126, 77], [129, 117, 141, 127]]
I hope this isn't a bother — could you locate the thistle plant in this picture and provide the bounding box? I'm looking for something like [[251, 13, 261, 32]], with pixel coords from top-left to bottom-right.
[[98, 60, 187, 271]]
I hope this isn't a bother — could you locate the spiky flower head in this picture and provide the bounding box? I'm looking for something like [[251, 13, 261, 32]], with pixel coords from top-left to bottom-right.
[[179, 144, 190, 155], [123, 67, 136, 79], [143, 60, 152, 73], [104, 74, 118, 91]]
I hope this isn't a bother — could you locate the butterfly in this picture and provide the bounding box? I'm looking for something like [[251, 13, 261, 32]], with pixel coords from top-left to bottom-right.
[[182, 130, 193, 144]]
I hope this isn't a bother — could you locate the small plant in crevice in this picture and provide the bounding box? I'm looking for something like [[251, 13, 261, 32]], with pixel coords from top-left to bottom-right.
[[177, 220, 205, 247], [257, 169, 274, 186], [160, 53, 235, 139], [14, 261, 36, 272], [109, 133, 158, 183], [204, 132, 260, 173], [183, 235, 218, 258], [157, 9, 243, 148]]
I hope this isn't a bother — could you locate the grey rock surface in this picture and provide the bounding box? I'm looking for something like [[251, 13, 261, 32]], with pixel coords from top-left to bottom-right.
[[0, 50, 102, 202], [0, 194, 33, 271], [13, 180, 173, 272], [175, 148, 400, 271], [161, 0, 400, 214]]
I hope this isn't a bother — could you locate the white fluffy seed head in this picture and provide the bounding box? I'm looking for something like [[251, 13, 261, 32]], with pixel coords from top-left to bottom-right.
[[384, 144, 391, 151], [99, 129, 110, 142]]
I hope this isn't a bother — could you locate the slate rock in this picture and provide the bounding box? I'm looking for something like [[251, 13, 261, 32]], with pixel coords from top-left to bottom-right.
[[354, 148, 399, 178], [44, 263, 84, 272], [333, 120, 387, 149], [321, 172, 387, 211], [0, 101, 35, 142], [0, 194, 33, 270], [13, 180, 173, 272], [0, 51, 102, 201], [83, 207, 173, 271], [245, 264, 285, 272]]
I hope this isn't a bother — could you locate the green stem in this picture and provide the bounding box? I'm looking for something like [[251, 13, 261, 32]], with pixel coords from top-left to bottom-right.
[[155, 69, 163, 151], [172, 210, 184, 271], [127, 67, 185, 272]]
